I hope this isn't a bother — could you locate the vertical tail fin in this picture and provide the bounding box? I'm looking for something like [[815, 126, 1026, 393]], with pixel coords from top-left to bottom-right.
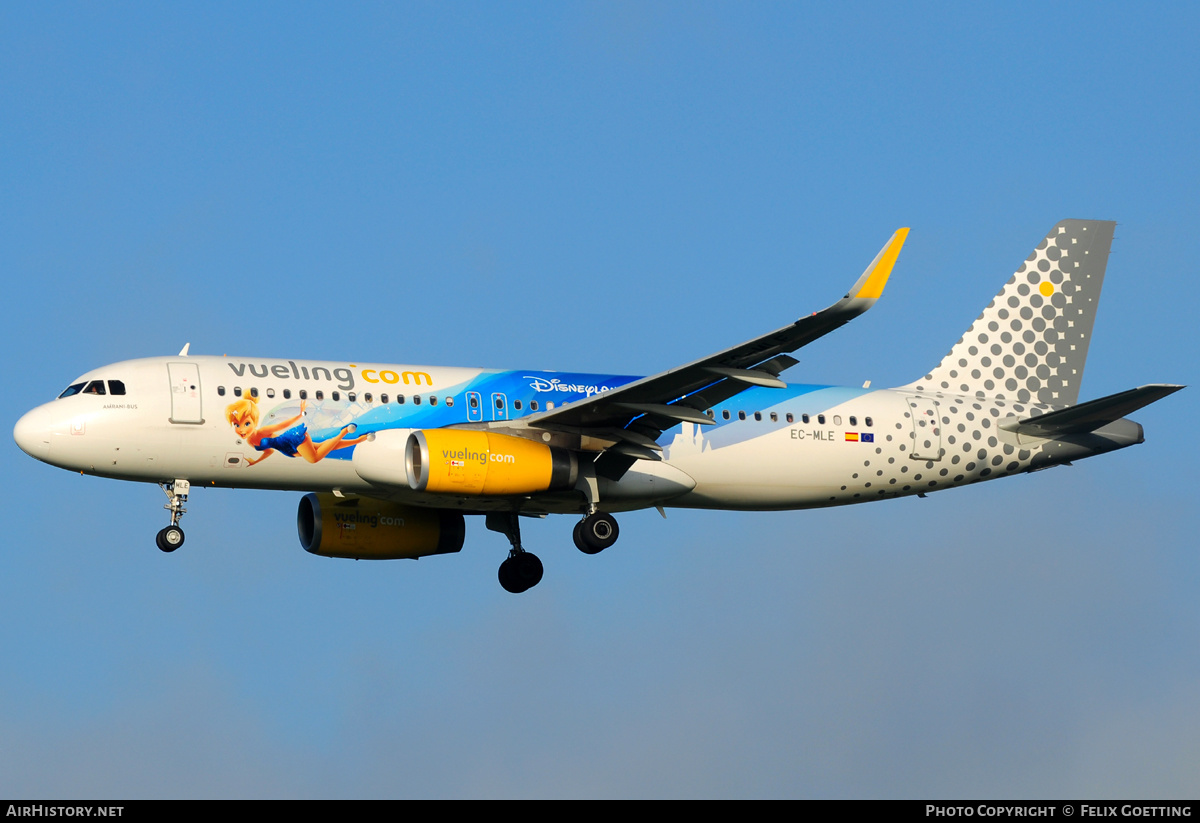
[[907, 219, 1115, 406]]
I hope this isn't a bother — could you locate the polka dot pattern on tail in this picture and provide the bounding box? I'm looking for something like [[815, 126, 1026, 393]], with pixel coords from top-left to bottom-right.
[[906, 220, 1115, 406]]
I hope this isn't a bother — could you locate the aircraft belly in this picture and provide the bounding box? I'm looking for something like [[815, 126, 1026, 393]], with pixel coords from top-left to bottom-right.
[[658, 393, 912, 510], [664, 427, 886, 509], [598, 460, 696, 502], [659, 392, 1150, 513], [210, 458, 367, 493]]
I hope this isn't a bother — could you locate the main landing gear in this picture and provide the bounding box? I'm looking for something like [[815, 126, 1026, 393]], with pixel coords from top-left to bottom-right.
[[486, 509, 624, 594], [571, 470, 620, 556], [156, 479, 189, 553], [487, 512, 544, 594], [573, 511, 619, 555]]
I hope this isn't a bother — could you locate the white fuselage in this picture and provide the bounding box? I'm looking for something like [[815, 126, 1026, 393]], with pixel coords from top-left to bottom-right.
[[13, 355, 1142, 516]]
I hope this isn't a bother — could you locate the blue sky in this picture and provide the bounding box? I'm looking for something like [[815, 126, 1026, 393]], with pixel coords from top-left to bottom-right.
[[2, 2, 1197, 798]]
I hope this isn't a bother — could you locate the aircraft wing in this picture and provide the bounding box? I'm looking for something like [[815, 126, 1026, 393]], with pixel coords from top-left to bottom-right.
[[521, 228, 909, 475]]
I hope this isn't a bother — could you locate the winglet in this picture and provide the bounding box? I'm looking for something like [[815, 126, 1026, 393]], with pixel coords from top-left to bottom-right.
[[178, 343, 191, 356], [847, 228, 909, 301]]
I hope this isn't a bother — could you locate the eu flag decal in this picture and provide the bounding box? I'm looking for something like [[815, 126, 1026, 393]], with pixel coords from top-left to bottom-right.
[[862, 433, 874, 443]]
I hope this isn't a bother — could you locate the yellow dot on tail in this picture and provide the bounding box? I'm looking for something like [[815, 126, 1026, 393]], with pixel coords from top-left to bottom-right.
[[1039, 281, 1054, 297]]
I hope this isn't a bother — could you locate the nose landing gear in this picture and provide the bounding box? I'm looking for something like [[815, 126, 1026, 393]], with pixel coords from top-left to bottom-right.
[[156, 525, 184, 552], [157, 479, 189, 553]]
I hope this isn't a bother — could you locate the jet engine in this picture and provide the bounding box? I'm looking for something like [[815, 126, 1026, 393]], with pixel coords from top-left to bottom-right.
[[405, 429, 577, 495], [297, 493, 465, 560]]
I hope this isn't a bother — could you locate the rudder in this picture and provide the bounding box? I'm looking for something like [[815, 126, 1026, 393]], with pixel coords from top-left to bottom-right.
[[907, 219, 1115, 406]]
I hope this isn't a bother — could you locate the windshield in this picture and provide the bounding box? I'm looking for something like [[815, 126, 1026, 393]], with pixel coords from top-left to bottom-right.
[[58, 379, 126, 398]]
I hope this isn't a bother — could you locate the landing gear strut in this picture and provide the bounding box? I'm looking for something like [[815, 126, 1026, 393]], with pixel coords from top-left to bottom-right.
[[573, 511, 619, 554], [571, 466, 620, 554], [157, 479, 189, 553], [487, 512, 543, 594]]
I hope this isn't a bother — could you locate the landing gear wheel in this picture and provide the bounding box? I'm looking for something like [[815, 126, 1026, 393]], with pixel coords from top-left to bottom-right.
[[158, 480, 189, 554], [498, 559, 518, 593], [498, 552, 543, 594], [574, 512, 619, 554], [514, 552, 543, 589], [156, 525, 185, 553]]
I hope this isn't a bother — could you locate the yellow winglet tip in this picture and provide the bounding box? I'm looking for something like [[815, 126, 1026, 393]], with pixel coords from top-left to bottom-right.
[[853, 227, 909, 300]]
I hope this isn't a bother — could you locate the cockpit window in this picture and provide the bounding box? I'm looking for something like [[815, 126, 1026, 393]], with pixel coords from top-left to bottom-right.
[[58, 382, 85, 398], [108, 380, 126, 396], [82, 380, 106, 395]]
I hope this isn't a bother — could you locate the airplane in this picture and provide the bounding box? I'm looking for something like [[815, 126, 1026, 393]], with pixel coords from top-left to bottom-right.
[[13, 219, 1183, 594]]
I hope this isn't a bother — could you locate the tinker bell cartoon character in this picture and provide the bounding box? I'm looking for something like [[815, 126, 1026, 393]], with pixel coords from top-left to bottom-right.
[[226, 395, 367, 466]]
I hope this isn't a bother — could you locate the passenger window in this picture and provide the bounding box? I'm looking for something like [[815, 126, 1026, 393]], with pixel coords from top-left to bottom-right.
[[469, 395, 479, 409], [722, 410, 730, 420], [397, 395, 405, 404], [58, 382, 85, 398], [83, 380, 106, 395], [299, 389, 307, 400], [217, 386, 226, 397], [250, 387, 258, 398], [865, 417, 873, 427], [108, 380, 126, 396], [315, 391, 324, 400], [802, 414, 810, 424], [413, 395, 422, 405], [529, 400, 537, 411], [786, 413, 794, 423], [348, 392, 356, 402], [283, 389, 292, 400], [833, 415, 841, 425], [430, 396, 438, 406], [495, 397, 504, 409], [364, 393, 373, 403], [445, 396, 454, 407], [381, 394, 389, 404], [849, 416, 857, 426], [266, 388, 275, 398], [738, 411, 746, 420], [513, 399, 522, 411], [754, 412, 762, 421], [706, 409, 714, 418], [770, 412, 778, 422], [332, 391, 340, 401], [234, 387, 242, 397], [818, 414, 825, 424]]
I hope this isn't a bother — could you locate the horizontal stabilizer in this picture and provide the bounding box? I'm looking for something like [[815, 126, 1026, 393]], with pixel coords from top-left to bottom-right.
[[999, 384, 1184, 437]]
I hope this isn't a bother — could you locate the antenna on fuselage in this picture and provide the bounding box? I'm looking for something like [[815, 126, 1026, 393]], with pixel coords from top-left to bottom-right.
[[178, 343, 190, 356]]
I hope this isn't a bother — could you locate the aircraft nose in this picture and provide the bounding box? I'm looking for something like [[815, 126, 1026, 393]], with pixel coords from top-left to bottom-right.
[[14, 406, 53, 460]]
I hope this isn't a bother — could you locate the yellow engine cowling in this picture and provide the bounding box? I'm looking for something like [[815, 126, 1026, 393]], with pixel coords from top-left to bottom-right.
[[297, 493, 465, 560], [405, 429, 578, 495]]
